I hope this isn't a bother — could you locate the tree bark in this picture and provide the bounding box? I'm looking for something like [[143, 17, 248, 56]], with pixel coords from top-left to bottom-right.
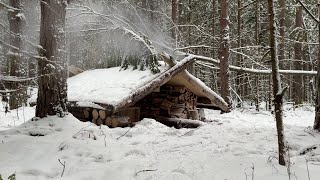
[[314, 2, 320, 130], [36, 0, 68, 118], [8, 0, 27, 109], [219, 0, 231, 107], [279, 0, 286, 69], [267, 0, 286, 166], [236, 0, 242, 100], [211, 0, 216, 58], [293, 1, 304, 104], [171, 0, 177, 40]]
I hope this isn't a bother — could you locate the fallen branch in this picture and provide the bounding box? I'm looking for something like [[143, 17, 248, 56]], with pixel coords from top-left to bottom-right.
[[135, 169, 157, 176], [116, 127, 132, 140], [193, 54, 317, 76], [58, 159, 66, 177]]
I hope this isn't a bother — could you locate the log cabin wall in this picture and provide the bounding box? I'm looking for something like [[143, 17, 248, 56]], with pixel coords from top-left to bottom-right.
[[136, 85, 199, 120], [68, 85, 199, 128]]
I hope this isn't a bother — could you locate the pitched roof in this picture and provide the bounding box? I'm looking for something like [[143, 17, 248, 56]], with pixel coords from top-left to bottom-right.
[[68, 56, 229, 112]]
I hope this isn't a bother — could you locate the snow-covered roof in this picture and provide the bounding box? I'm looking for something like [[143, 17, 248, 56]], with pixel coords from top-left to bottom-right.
[[68, 55, 229, 112], [68, 66, 165, 107]]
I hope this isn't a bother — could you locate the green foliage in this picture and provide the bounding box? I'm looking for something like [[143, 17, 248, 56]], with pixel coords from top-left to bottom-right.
[[0, 173, 16, 180], [8, 173, 15, 180]]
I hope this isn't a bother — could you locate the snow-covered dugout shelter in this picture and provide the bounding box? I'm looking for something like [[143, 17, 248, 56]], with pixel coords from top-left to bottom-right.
[[68, 55, 229, 128]]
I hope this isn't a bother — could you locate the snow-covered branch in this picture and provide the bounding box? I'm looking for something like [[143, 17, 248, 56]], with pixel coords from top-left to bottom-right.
[[190, 54, 317, 76]]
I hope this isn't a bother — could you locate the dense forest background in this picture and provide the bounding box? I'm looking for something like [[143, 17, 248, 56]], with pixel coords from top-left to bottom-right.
[[0, 0, 320, 168], [1, 0, 319, 109]]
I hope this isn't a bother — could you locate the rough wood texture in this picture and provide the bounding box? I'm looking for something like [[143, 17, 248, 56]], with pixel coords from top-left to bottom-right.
[[99, 110, 107, 120], [111, 116, 130, 128], [137, 85, 197, 120], [267, 0, 286, 166], [105, 117, 112, 127], [115, 107, 140, 123], [188, 110, 199, 120], [8, 0, 27, 110], [84, 109, 90, 119], [96, 117, 103, 126], [113, 56, 195, 113], [159, 53, 229, 112], [36, 0, 68, 118], [92, 109, 99, 120]]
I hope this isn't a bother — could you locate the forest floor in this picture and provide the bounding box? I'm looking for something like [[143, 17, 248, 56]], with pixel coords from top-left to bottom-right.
[[0, 103, 320, 180]]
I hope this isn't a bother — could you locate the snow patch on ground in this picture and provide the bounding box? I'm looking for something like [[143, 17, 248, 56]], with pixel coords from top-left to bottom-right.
[[0, 102, 35, 131], [0, 104, 320, 180]]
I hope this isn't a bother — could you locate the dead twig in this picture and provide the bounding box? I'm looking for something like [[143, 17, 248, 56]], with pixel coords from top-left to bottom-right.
[[99, 128, 107, 147], [58, 159, 66, 177], [116, 127, 132, 140], [305, 158, 311, 180], [72, 124, 93, 138], [251, 163, 255, 180], [135, 169, 157, 176]]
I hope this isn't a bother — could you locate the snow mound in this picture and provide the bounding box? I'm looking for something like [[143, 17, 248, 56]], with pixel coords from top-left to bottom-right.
[[1, 106, 320, 179]]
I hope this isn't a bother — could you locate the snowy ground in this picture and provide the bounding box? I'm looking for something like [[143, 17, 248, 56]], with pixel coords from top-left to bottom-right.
[[0, 103, 320, 180]]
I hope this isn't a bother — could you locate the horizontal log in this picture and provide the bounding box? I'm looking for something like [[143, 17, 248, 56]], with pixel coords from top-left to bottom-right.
[[194, 55, 317, 76], [155, 116, 203, 129]]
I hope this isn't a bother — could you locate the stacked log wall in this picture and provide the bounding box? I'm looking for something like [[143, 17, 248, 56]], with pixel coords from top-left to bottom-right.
[[68, 85, 200, 128], [136, 85, 199, 120]]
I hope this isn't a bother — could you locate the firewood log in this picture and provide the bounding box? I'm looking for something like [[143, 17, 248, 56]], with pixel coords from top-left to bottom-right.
[[92, 118, 97, 124], [99, 110, 107, 120], [105, 117, 112, 127], [160, 100, 173, 110], [96, 117, 103, 126], [84, 109, 90, 119], [92, 109, 99, 120], [188, 110, 199, 120], [111, 116, 130, 128]]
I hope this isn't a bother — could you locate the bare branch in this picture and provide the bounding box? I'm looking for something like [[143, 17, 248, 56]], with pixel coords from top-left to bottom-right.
[[297, 0, 319, 23]]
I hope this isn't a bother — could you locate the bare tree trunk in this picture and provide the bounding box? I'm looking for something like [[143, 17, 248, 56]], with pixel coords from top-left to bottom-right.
[[36, 0, 68, 118], [267, 0, 286, 166], [8, 0, 27, 110], [254, 0, 260, 110], [219, 0, 231, 107], [188, 0, 192, 46], [293, 1, 304, 105], [279, 0, 286, 69], [171, 0, 177, 40], [314, 2, 320, 130], [211, 0, 215, 58], [149, 0, 155, 23], [236, 0, 242, 102]]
